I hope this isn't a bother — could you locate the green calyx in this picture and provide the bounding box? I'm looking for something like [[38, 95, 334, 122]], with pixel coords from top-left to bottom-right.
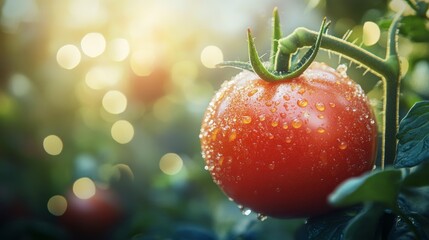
[[217, 8, 331, 82]]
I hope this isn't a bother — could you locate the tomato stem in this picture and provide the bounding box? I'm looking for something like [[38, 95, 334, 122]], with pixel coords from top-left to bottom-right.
[[270, 7, 282, 70]]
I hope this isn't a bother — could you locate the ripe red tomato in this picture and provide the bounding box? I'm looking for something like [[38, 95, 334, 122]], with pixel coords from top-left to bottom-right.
[[60, 188, 123, 237], [200, 62, 377, 218]]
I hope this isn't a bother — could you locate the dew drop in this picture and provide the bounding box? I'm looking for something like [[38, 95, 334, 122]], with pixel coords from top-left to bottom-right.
[[315, 102, 325, 112], [229, 131, 237, 142], [271, 121, 278, 127], [259, 114, 266, 121], [268, 163, 275, 170], [282, 122, 289, 129], [345, 92, 352, 101], [317, 114, 324, 119], [317, 127, 326, 134], [336, 64, 348, 78], [329, 102, 336, 108], [248, 89, 258, 97], [285, 137, 292, 143], [280, 113, 286, 118], [298, 87, 306, 94], [257, 213, 268, 221], [283, 95, 290, 101], [339, 141, 348, 150], [306, 127, 312, 133], [267, 133, 274, 139], [238, 205, 252, 216], [211, 128, 219, 141], [265, 101, 273, 107], [291, 119, 302, 129], [370, 119, 375, 125], [297, 98, 308, 108], [270, 107, 277, 113], [242, 116, 252, 124]]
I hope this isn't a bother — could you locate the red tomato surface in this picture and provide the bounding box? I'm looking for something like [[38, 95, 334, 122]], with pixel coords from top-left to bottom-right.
[[199, 62, 377, 218]]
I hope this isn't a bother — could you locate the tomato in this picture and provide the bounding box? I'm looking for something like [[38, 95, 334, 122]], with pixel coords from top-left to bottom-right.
[[60, 188, 123, 237], [199, 62, 377, 218]]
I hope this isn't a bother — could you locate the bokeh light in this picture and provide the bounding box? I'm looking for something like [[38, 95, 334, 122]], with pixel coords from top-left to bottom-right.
[[81, 32, 106, 58], [102, 90, 127, 114], [200, 45, 223, 68], [47, 195, 68, 216], [8, 73, 31, 97], [362, 21, 380, 46], [85, 66, 122, 90], [108, 38, 130, 62], [43, 135, 63, 156], [130, 48, 156, 77], [56, 44, 81, 69], [159, 153, 184, 175], [111, 120, 134, 144], [73, 177, 96, 199]]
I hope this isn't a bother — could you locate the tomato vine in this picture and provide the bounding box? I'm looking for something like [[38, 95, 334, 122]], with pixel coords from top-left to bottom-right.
[[214, 4, 429, 239]]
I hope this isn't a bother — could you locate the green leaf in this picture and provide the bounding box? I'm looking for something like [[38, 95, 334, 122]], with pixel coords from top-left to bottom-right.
[[379, 16, 429, 42], [402, 161, 429, 187], [328, 169, 402, 209], [395, 101, 429, 168], [343, 203, 386, 240], [296, 206, 360, 240], [388, 213, 429, 240]]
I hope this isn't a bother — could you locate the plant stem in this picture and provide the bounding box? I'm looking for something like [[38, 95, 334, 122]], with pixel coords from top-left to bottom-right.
[[277, 19, 401, 168]]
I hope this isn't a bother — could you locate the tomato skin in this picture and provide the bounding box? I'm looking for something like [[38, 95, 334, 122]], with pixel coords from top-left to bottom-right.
[[200, 62, 377, 218]]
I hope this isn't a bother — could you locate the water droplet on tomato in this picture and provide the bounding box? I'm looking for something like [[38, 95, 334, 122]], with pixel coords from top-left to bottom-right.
[[267, 133, 274, 139], [283, 95, 290, 101], [265, 101, 273, 107], [280, 113, 286, 118], [317, 127, 326, 134], [268, 163, 275, 170], [242, 116, 252, 124], [336, 64, 348, 78], [370, 119, 375, 125], [271, 121, 278, 127], [285, 136, 292, 143], [257, 213, 268, 221], [259, 114, 266, 121], [315, 102, 325, 112], [282, 122, 289, 129], [298, 87, 306, 94], [270, 107, 277, 113], [317, 114, 324, 119], [248, 89, 258, 97], [238, 205, 252, 216], [229, 131, 237, 142], [291, 119, 302, 129], [297, 98, 308, 108], [339, 141, 348, 150], [329, 102, 336, 108]]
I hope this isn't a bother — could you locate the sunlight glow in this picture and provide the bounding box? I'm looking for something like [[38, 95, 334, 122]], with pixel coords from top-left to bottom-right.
[[56, 44, 81, 69], [111, 120, 134, 144], [108, 38, 130, 62], [159, 153, 183, 175], [73, 177, 96, 199], [200, 45, 223, 68], [43, 135, 63, 155], [362, 21, 380, 46], [81, 32, 106, 57], [47, 195, 67, 216], [102, 90, 127, 114]]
